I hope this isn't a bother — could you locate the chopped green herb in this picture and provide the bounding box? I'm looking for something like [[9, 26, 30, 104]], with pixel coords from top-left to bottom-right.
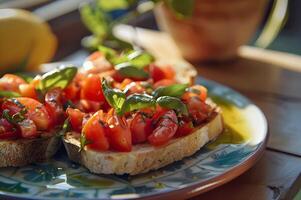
[[122, 94, 156, 113], [115, 63, 149, 79], [38, 65, 77, 94], [156, 96, 188, 116], [0, 91, 21, 98], [101, 79, 126, 115], [152, 84, 188, 99]]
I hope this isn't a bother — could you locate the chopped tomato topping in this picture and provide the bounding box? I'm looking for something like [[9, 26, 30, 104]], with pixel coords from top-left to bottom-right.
[[150, 64, 175, 82], [45, 88, 66, 127], [106, 112, 132, 152], [82, 110, 110, 151], [175, 120, 194, 137], [0, 74, 26, 92], [66, 108, 85, 132], [19, 83, 38, 99], [148, 110, 178, 146], [182, 85, 207, 102], [16, 97, 51, 130], [153, 79, 176, 89], [80, 74, 105, 102], [130, 112, 153, 144]]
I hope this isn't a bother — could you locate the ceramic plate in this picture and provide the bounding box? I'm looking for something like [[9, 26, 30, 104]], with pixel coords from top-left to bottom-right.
[[0, 77, 268, 200]]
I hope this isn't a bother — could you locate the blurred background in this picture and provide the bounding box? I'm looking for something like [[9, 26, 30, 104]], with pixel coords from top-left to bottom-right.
[[1, 0, 300, 63]]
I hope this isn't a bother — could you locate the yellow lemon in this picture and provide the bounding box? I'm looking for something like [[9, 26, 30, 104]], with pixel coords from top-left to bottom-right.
[[0, 9, 57, 72]]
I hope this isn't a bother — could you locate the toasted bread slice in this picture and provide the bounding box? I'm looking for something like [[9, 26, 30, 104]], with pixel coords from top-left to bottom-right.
[[0, 133, 61, 167], [63, 109, 223, 175]]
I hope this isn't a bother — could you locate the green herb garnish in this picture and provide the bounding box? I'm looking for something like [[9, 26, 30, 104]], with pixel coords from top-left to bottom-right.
[[115, 63, 149, 79], [102, 79, 126, 115], [0, 91, 21, 98], [122, 94, 156, 113], [152, 84, 188, 99], [156, 96, 188, 116], [37, 65, 77, 94]]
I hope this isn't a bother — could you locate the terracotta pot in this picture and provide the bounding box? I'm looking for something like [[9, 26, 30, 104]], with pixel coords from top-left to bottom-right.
[[154, 0, 269, 62]]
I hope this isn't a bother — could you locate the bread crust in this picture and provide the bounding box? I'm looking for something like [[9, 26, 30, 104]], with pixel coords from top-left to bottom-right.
[[0, 134, 61, 167], [63, 110, 223, 175]]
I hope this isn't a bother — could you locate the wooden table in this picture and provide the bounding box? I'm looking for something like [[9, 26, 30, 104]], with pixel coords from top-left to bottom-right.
[[58, 24, 301, 199]]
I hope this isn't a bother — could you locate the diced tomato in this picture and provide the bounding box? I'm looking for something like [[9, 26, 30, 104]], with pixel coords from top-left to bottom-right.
[[153, 79, 176, 89], [18, 119, 38, 138], [0, 74, 26, 92], [66, 108, 85, 132], [45, 88, 65, 127], [80, 74, 105, 102], [16, 97, 51, 130], [130, 112, 153, 144], [0, 118, 18, 139], [148, 110, 178, 146], [19, 83, 38, 99], [111, 71, 125, 82], [107, 113, 132, 152], [79, 99, 102, 113], [150, 64, 175, 83], [175, 120, 194, 137], [82, 110, 109, 151], [1, 99, 23, 115], [182, 85, 207, 102], [186, 96, 210, 125], [63, 82, 80, 100]]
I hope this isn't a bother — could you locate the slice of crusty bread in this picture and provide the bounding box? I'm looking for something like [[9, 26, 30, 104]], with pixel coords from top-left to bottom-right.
[[63, 109, 223, 175], [0, 133, 61, 167]]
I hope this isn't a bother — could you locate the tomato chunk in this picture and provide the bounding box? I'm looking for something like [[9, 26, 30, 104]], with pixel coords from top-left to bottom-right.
[[0, 74, 26, 92], [18, 119, 38, 138], [175, 120, 194, 137], [150, 64, 175, 83], [130, 112, 153, 144], [82, 110, 109, 151], [0, 118, 18, 139], [80, 74, 105, 102], [182, 85, 207, 102], [19, 83, 38, 99], [107, 113, 132, 152], [45, 88, 65, 127], [148, 110, 178, 146], [16, 97, 51, 130], [186, 97, 210, 125], [66, 108, 85, 132]]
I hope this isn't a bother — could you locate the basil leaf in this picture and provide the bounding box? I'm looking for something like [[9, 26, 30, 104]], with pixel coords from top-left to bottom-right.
[[123, 94, 155, 113], [152, 84, 188, 99], [156, 96, 188, 116], [112, 50, 154, 69], [80, 3, 108, 38], [126, 50, 154, 69], [0, 91, 20, 98], [102, 79, 126, 115], [98, 45, 117, 61], [38, 65, 77, 93], [167, 0, 195, 18], [115, 63, 149, 79]]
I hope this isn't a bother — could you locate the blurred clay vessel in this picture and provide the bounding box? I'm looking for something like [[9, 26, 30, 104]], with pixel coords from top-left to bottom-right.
[[155, 0, 269, 62]]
